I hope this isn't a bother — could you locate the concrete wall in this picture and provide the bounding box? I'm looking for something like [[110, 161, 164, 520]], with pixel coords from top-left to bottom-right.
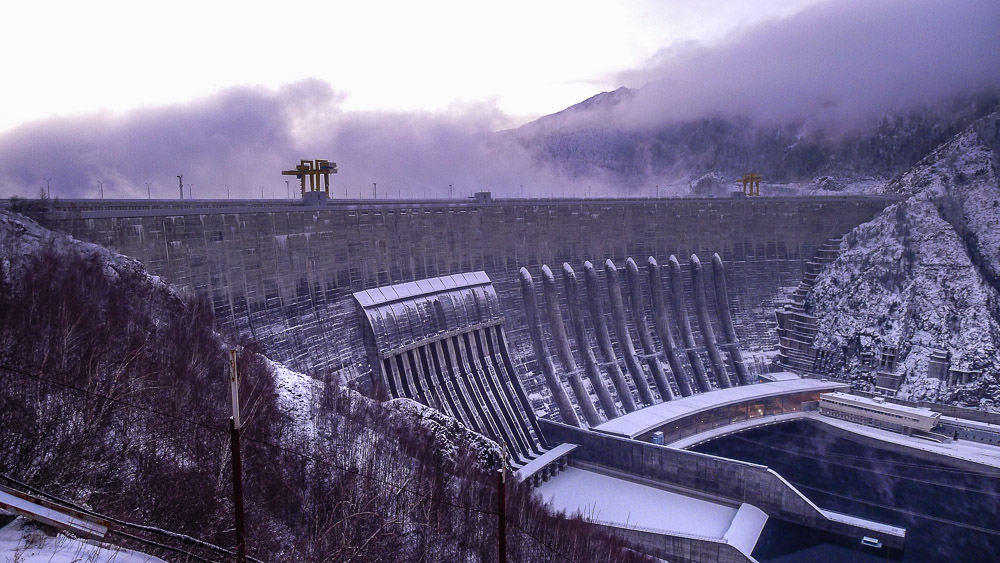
[[588, 522, 755, 563], [30, 196, 896, 397], [538, 418, 905, 550]]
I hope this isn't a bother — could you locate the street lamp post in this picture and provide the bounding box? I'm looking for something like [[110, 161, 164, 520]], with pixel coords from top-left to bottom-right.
[[285, 180, 290, 200], [43, 178, 51, 198], [373, 182, 377, 200], [177, 175, 183, 199], [449, 184, 453, 199], [145, 182, 151, 199], [226, 185, 231, 199], [98, 180, 104, 199]]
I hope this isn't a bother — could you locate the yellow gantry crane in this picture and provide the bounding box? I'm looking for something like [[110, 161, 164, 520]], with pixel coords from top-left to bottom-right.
[[737, 173, 762, 196], [282, 159, 337, 197]]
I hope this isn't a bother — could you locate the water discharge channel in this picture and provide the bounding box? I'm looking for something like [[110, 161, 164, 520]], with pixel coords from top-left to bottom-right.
[[692, 419, 1000, 562]]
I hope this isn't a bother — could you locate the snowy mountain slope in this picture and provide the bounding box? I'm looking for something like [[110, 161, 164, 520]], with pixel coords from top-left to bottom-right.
[[0, 513, 165, 563], [807, 112, 1000, 408]]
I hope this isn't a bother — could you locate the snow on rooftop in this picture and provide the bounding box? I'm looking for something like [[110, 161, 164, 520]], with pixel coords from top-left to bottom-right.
[[536, 467, 738, 539], [820, 392, 940, 418], [594, 376, 848, 439]]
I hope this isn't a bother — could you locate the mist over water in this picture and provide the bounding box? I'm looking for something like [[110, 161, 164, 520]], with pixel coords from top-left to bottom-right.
[[693, 420, 1000, 562]]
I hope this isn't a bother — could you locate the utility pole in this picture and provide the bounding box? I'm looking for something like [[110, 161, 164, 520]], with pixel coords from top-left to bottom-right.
[[228, 350, 247, 563], [497, 467, 506, 563], [145, 182, 151, 199], [226, 185, 231, 199], [43, 178, 51, 198], [188, 183, 194, 200], [177, 175, 183, 199], [98, 180, 104, 199], [449, 184, 453, 199], [373, 182, 377, 200]]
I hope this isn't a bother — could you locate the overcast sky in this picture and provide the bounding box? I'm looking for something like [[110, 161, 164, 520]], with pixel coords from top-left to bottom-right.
[[0, 0, 821, 133], [1, 0, 997, 199]]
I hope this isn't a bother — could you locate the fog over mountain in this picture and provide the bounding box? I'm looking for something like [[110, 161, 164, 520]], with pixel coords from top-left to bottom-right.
[[1, 0, 998, 199]]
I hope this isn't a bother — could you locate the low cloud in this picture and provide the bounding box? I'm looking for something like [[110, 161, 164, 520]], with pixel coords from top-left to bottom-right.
[[0, 80, 570, 200], [615, 0, 1000, 131]]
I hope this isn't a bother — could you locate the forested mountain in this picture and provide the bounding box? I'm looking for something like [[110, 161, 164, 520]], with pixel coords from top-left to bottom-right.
[[508, 87, 999, 194]]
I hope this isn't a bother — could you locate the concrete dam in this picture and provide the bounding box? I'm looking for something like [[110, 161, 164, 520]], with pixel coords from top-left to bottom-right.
[[28, 195, 910, 561], [30, 196, 893, 402]]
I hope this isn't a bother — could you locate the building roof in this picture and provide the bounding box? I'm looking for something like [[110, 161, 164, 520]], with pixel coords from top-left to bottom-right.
[[820, 392, 940, 418], [593, 376, 848, 439]]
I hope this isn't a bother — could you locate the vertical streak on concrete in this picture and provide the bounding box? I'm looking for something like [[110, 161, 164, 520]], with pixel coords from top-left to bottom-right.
[[668, 255, 713, 393], [605, 259, 654, 406], [690, 254, 733, 388], [712, 253, 751, 386], [625, 258, 674, 401], [541, 265, 603, 426], [519, 267, 581, 427], [647, 257, 693, 397], [583, 261, 638, 412], [561, 263, 620, 418]]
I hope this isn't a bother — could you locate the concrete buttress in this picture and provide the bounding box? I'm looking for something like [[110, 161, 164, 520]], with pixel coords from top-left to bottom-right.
[[712, 253, 751, 385], [605, 259, 655, 406], [583, 261, 639, 412], [646, 257, 693, 397], [521, 268, 580, 426], [541, 264, 603, 426], [690, 254, 733, 388], [668, 255, 713, 393], [519, 268, 581, 426], [561, 263, 621, 419], [624, 258, 674, 401]]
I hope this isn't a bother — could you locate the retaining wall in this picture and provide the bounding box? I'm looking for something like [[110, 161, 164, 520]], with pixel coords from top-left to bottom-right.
[[538, 418, 905, 550]]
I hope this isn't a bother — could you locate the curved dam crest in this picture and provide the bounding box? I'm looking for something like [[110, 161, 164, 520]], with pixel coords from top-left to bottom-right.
[[29, 196, 898, 403]]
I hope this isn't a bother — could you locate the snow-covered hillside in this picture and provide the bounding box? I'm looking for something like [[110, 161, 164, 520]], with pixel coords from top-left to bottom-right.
[[0, 513, 164, 562], [807, 112, 1000, 408]]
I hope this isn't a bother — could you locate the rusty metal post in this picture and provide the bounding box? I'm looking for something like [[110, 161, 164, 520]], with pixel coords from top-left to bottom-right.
[[228, 350, 247, 563], [498, 468, 507, 563]]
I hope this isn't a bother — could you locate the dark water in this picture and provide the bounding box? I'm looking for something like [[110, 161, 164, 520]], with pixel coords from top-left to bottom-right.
[[691, 419, 1000, 562]]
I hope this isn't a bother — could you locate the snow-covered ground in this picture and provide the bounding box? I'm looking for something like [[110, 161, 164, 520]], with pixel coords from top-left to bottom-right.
[[537, 466, 738, 538], [0, 513, 164, 563], [270, 359, 321, 444]]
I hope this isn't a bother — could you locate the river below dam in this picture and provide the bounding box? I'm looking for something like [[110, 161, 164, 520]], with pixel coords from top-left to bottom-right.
[[691, 419, 1000, 562]]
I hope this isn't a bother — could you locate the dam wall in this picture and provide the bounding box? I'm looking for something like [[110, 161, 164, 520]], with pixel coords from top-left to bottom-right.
[[27, 196, 896, 405]]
